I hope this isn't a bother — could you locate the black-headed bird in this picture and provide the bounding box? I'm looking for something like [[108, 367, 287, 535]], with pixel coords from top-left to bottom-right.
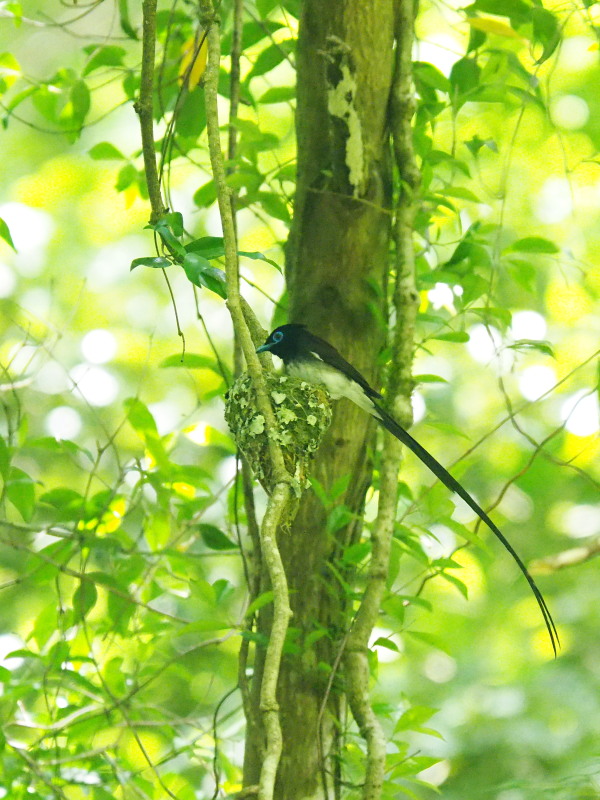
[[257, 323, 558, 655]]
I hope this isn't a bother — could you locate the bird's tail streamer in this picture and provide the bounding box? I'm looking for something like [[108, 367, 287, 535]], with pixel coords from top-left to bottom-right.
[[373, 403, 559, 656]]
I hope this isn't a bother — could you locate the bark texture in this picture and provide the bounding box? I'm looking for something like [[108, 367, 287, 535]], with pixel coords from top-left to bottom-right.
[[243, 2, 397, 797]]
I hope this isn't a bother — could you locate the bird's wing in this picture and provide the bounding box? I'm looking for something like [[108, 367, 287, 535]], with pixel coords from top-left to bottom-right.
[[304, 332, 382, 401]]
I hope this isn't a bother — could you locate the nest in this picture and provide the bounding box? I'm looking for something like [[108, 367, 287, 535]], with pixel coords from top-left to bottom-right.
[[225, 372, 332, 494]]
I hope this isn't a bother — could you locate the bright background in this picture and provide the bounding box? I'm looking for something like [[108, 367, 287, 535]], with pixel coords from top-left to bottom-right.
[[0, 1, 599, 798]]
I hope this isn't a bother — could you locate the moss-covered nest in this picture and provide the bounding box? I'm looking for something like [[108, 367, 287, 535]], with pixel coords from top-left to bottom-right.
[[225, 372, 332, 494]]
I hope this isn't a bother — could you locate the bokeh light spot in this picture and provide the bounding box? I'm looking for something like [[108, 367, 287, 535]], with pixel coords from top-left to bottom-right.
[[46, 406, 82, 440]]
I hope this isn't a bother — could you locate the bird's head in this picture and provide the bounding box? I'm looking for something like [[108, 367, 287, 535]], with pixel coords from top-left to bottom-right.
[[256, 324, 306, 361]]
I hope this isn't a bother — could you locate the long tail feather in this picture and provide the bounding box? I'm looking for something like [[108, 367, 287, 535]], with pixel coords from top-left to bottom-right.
[[374, 402, 559, 656]]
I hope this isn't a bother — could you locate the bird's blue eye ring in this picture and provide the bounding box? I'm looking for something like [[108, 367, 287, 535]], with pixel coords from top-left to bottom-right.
[[273, 331, 284, 343]]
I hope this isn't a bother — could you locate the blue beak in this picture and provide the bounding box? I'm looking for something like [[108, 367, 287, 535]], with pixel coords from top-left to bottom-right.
[[256, 342, 272, 353]]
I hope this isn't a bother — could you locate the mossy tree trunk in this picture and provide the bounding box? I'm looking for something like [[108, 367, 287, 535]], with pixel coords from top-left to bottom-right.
[[243, 1, 405, 797]]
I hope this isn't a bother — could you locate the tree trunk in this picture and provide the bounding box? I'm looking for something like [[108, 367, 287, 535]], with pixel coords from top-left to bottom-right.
[[243, 1, 398, 796]]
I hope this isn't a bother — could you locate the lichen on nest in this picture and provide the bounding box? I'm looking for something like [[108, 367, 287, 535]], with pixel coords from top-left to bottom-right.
[[224, 372, 332, 494]]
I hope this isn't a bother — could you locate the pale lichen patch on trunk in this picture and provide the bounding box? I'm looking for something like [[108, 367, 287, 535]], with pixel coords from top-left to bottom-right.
[[324, 36, 365, 197]]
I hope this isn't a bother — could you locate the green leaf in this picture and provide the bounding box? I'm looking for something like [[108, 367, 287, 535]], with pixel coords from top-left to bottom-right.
[[88, 142, 126, 160], [146, 511, 171, 550], [506, 257, 536, 293], [414, 61, 451, 93], [405, 630, 449, 652], [238, 250, 282, 272], [532, 7, 560, 64], [246, 40, 294, 80], [471, 0, 531, 27], [146, 214, 186, 257], [176, 87, 206, 138], [394, 705, 438, 732], [160, 353, 214, 369], [506, 236, 559, 254], [0, 436, 10, 479], [199, 523, 237, 550], [2, 3, 22, 27], [182, 253, 227, 298], [130, 256, 172, 270], [83, 45, 126, 76], [0, 217, 16, 250], [342, 541, 372, 564], [442, 186, 481, 202], [118, 0, 138, 39], [193, 180, 217, 208], [0, 52, 20, 93], [257, 0, 279, 17], [40, 488, 84, 514], [326, 505, 355, 533], [439, 570, 469, 599], [72, 580, 98, 622], [162, 211, 184, 238], [116, 163, 137, 191], [431, 331, 470, 343], [28, 436, 93, 462], [258, 86, 295, 104], [255, 191, 290, 222], [2, 85, 35, 122], [6, 467, 35, 520], [372, 637, 399, 653], [507, 339, 555, 357], [68, 79, 90, 128], [124, 397, 158, 436], [185, 236, 225, 259], [413, 374, 448, 384], [450, 57, 480, 99], [222, 20, 285, 53]]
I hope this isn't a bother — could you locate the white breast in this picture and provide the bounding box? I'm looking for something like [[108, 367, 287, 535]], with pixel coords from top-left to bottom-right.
[[286, 358, 376, 415]]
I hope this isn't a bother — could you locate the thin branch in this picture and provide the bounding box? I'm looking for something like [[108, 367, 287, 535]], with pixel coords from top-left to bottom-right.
[[135, 0, 168, 224], [197, 5, 293, 799], [531, 538, 600, 573]]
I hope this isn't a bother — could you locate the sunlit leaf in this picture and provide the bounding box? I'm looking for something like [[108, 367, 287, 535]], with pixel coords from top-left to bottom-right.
[[506, 236, 560, 254], [246, 39, 294, 81], [258, 86, 295, 104], [532, 7, 560, 64], [466, 16, 523, 38], [183, 253, 227, 298], [130, 256, 172, 270], [72, 580, 98, 622], [179, 32, 208, 89], [238, 250, 282, 272], [118, 0, 138, 39], [414, 374, 448, 384], [160, 353, 219, 369], [507, 339, 555, 357], [193, 180, 217, 207], [0, 217, 15, 251], [414, 61, 451, 93], [431, 331, 470, 343], [450, 57, 480, 98], [124, 397, 159, 436], [6, 467, 35, 520], [83, 45, 126, 76], [185, 236, 225, 259], [88, 142, 126, 160]]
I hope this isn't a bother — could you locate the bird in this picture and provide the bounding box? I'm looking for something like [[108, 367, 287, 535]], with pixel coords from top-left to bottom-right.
[[257, 323, 559, 656]]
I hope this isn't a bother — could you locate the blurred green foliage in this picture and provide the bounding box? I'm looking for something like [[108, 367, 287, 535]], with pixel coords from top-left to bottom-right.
[[0, 0, 599, 798]]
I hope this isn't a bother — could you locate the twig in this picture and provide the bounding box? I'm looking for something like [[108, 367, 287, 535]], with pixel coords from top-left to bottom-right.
[[531, 538, 600, 573], [135, 0, 168, 224], [197, 4, 293, 799]]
